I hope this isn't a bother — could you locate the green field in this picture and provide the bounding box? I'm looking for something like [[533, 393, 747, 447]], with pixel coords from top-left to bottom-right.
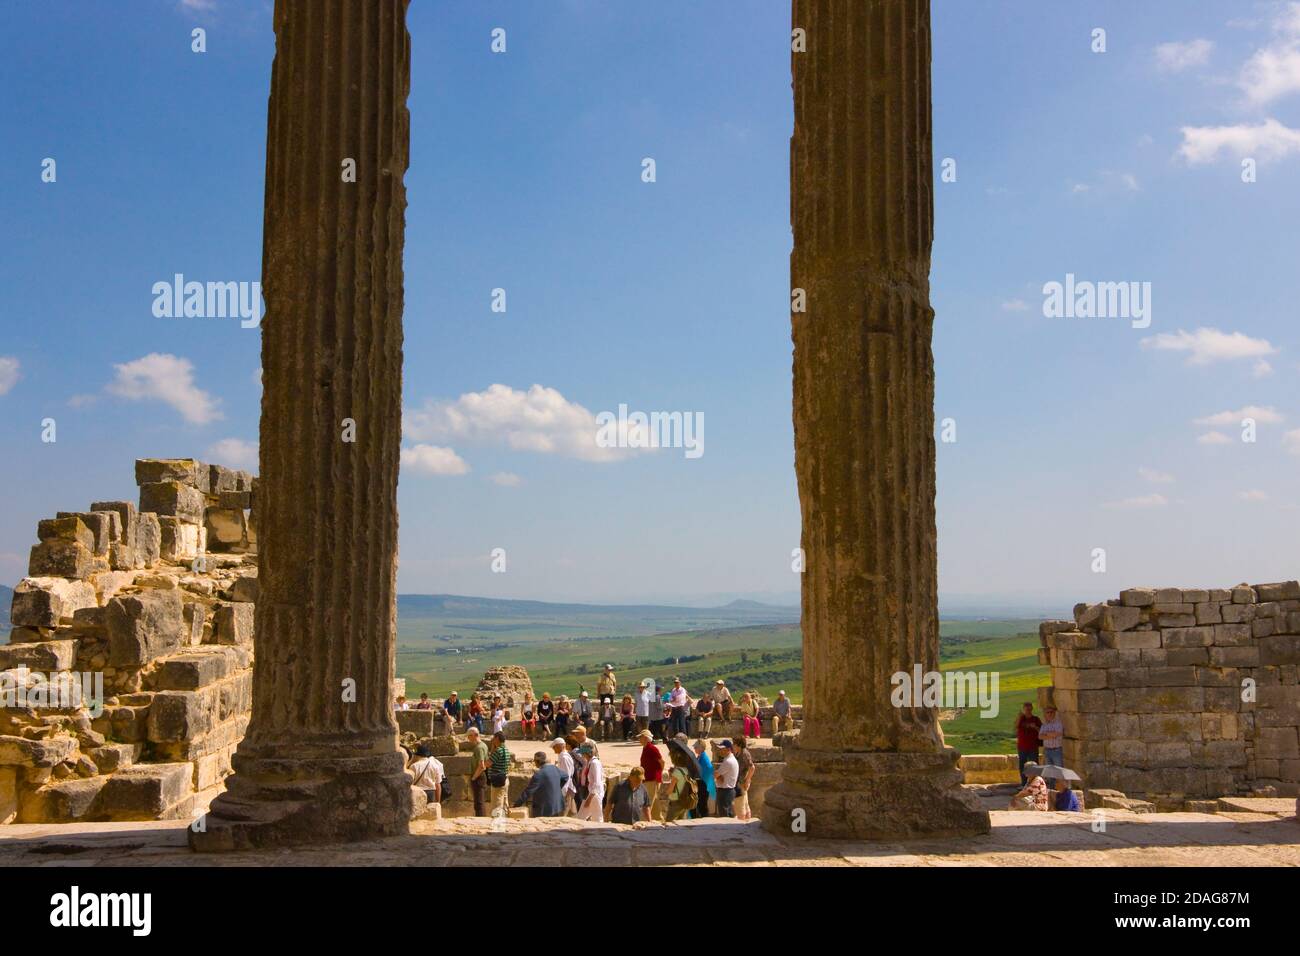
[[395, 600, 1047, 755]]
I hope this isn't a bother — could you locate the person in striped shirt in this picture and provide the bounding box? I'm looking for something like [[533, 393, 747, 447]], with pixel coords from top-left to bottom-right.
[[487, 731, 512, 819]]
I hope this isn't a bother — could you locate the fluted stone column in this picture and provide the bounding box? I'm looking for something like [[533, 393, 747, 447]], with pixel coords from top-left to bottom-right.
[[192, 0, 414, 850], [761, 0, 989, 840]]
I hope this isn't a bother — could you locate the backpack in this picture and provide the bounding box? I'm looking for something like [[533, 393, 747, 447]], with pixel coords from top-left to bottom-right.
[[674, 767, 699, 807]]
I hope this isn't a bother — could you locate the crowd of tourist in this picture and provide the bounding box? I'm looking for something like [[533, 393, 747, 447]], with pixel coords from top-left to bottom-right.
[[396, 666, 794, 743], [400, 718, 759, 825]]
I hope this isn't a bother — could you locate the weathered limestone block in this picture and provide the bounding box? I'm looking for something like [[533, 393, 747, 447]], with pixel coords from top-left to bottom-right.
[[93, 501, 137, 547], [1099, 630, 1160, 651], [54, 511, 117, 556], [207, 464, 253, 494], [396, 709, 435, 737], [0, 640, 77, 672], [106, 589, 186, 667], [1100, 605, 1141, 632], [1255, 727, 1300, 760], [139, 481, 207, 523], [136, 512, 161, 567], [0, 767, 16, 823], [158, 516, 203, 561], [1256, 581, 1300, 602], [1120, 588, 1156, 607], [1231, 585, 1257, 604], [95, 763, 193, 820], [1046, 630, 1096, 650], [1163, 626, 1213, 648], [1195, 602, 1224, 625], [1115, 686, 1204, 713], [1209, 646, 1259, 667], [217, 490, 251, 510], [28, 539, 93, 580], [93, 704, 151, 743], [153, 651, 233, 691], [212, 601, 254, 646], [136, 458, 207, 490], [181, 601, 206, 646], [17, 777, 107, 823], [10, 577, 97, 628], [231, 574, 258, 603], [205, 508, 246, 551], [1259, 634, 1300, 665], [37, 515, 95, 553], [0, 734, 78, 768], [148, 690, 216, 743]]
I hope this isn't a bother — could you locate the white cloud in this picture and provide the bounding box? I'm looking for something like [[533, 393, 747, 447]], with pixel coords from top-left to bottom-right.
[[0, 356, 20, 396], [1194, 405, 1284, 426], [1179, 117, 1300, 163], [1238, 489, 1270, 502], [1140, 327, 1277, 366], [488, 471, 522, 487], [405, 384, 639, 463], [67, 394, 98, 408], [1197, 431, 1233, 445], [1284, 428, 1300, 454], [401, 444, 470, 476], [1239, 4, 1300, 104], [1253, 359, 1275, 378], [207, 438, 257, 470], [1156, 38, 1215, 72], [1000, 299, 1030, 312], [1138, 466, 1175, 484], [106, 353, 221, 424], [1103, 493, 1169, 509]]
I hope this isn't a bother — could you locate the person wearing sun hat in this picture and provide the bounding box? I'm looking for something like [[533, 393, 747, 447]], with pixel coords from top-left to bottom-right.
[[1008, 761, 1049, 811], [713, 739, 739, 818]]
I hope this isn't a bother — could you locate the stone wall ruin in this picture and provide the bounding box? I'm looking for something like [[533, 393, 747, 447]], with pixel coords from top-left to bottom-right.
[[1040, 582, 1300, 805], [0, 459, 257, 823]]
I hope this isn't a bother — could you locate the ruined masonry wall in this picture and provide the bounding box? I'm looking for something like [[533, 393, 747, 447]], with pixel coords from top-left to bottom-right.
[[0, 458, 259, 824], [1040, 582, 1300, 803]]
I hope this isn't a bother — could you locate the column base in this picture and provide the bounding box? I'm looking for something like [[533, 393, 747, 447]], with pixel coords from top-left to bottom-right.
[[760, 744, 990, 841], [190, 750, 413, 852]]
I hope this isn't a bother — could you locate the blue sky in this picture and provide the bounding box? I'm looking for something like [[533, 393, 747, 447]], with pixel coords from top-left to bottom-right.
[[1, 1, 1297, 609]]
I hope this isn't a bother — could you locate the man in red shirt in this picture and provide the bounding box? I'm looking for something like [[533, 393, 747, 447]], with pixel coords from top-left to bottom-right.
[[1014, 702, 1043, 785], [637, 729, 665, 820]]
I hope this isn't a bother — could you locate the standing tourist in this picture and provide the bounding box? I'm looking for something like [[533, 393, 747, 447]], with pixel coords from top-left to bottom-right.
[[713, 739, 739, 818], [635, 680, 653, 734], [553, 737, 577, 816], [732, 735, 756, 820], [664, 750, 696, 822], [467, 726, 490, 816], [597, 664, 618, 706], [487, 731, 512, 818], [637, 729, 664, 817], [1040, 705, 1064, 767], [605, 766, 652, 824], [771, 690, 792, 736], [492, 699, 508, 736], [537, 692, 555, 739], [1015, 702, 1043, 785], [575, 743, 605, 821], [514, 751, 565, 818], [668, 678, 689, 738], [407, 743, 445, 806], [566, 734, 588, 809], [521, 693, 538, 741], [620, 693, 636, 740], [691, 739, 715, 818], [739, 692, 761, 739]]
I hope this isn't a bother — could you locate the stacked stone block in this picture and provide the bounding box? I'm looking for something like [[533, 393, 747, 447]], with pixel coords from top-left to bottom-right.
[[1039, 582, 1300, 804], [0, 459, 258, 824]]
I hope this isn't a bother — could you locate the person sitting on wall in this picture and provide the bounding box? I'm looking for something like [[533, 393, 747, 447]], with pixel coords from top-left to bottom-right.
[[1052, 778, 1081, 812], [414, 692, 433, 711], [1008, 762, 1049, 811], [555, 695, 572, 737], [521, 693, 538, 740], [441, 691, 461, 735], [536, 692, 555, 738], [620, 693, 636, 740]]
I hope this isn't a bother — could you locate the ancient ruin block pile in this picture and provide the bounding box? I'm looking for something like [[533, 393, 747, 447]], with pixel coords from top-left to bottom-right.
[[1040, 582, 1300, 805], [0, 459, 258, 824]]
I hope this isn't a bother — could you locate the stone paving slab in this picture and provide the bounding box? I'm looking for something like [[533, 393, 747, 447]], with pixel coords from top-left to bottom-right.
[[0, 811, 1296, 867]]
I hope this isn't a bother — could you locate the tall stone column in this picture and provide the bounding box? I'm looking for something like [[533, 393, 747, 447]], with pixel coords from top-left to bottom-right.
[[761, 0, 989, 840], [192, 0, 414, 850]]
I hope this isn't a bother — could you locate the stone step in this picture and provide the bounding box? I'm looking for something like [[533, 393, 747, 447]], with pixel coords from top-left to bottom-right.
[[0, 640, 77, 671]]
